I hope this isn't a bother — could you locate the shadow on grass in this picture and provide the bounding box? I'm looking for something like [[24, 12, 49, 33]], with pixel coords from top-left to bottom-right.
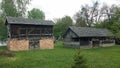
[[0, 46, 15, 57]]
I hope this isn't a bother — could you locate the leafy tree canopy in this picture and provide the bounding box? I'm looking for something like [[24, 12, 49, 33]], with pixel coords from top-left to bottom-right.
[[28, 8, 45, 20], [54, 16, 73, 39], [0, 18, 7, 41], [1, 0, 31, 17]]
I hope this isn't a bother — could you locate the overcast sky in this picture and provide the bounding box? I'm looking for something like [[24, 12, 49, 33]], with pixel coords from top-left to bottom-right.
[[28, 0, 120, 20]]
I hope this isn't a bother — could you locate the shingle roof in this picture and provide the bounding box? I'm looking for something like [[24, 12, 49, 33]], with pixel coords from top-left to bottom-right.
[[5, 17, 54, 25], [69, 27, 113, 37]]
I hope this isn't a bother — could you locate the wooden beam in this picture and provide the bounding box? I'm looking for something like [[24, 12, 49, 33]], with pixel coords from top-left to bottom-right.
[[7, 24, 11, 38]]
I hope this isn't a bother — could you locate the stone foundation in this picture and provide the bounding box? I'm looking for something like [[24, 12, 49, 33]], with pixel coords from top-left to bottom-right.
[[40, 38, 54, 49], [100, 43, 115, 47], [100, 40, 115, 47], [8, 39, 29, 51]]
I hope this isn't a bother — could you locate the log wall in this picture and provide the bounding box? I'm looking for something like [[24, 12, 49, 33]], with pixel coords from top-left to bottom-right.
[[64, 42, 80, 48]]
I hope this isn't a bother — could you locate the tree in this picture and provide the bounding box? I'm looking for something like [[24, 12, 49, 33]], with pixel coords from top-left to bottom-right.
[[28, 8, 45, 19], [54, 16, 73, 39], [1, 0, 20, 17], [75, 1, 100, 27], [72, 50, 87, 68], [110, 6, 120, 24], [1, 0, 31, 17], [75, 18, 87, 27], [110, 22, 120, 44], [15, 0, 31, 16], [0, 18, 7, 41]]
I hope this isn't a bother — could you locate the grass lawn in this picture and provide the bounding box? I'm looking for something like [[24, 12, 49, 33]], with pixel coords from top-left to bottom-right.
[[0, 41, 120, 68]]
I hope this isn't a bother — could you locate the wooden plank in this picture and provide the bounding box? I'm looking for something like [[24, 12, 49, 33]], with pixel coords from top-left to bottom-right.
[[7, 24, 11, 38]]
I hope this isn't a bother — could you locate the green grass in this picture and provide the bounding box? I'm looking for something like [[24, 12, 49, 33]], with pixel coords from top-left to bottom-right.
[[0, 41, 120, 68]]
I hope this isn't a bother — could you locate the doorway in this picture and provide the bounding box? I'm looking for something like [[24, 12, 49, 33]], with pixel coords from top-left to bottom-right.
[[92, 41, 100, 47], [29, 39, 39, 50]]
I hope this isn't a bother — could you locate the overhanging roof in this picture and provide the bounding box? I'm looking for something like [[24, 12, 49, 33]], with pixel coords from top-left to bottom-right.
[[5, 17, 54, 25], [69, 27, 113, 37]]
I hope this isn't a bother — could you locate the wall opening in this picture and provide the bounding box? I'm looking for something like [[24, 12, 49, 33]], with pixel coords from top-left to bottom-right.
[[29, 39, 39, 50], [92, 41, 100, 47]]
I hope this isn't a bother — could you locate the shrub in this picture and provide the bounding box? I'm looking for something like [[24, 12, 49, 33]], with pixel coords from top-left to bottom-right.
[[72, 50, 87, 68]]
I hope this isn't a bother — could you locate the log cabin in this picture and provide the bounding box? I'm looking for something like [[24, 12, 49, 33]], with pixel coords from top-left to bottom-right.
[[5, 17, 54, 51], [63, 27, 115, 48]]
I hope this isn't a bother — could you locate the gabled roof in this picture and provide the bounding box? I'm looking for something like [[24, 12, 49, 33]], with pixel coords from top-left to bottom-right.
[[5, 17, 54, 25], [69, 27, 113, 37]]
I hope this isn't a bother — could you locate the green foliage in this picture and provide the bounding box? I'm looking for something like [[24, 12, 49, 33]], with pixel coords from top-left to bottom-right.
[[0, 18, 7, 41], [110, 7, 120, 24], [28, 8, 45, 19], [72, 50, 87, 68], [16, 0, 31, 16], [74, 1, 99, 27], [115, 31, 120, 39], [93, 22, 111, 29], [1, 0, 21, 17], [75, 18, 87, 27], [54, 16, 73, 38], [1, 0, 31, 17], [110, 22, 120, 34], [109, 22, 120, 44]]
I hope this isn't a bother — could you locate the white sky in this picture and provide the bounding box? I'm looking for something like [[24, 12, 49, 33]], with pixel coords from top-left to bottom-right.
[[28, 0, 120, 20]]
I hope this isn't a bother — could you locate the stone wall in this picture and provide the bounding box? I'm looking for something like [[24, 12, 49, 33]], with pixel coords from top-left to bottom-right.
[[100, 40, 115, 47], [40, 38, 54, 49], [8, 39, 29, 51], [100, 43, 115, 47]]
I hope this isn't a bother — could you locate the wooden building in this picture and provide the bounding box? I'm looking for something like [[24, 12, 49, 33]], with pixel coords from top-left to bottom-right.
[[63, 27, 115, 48], [5, 17, 54, 51]]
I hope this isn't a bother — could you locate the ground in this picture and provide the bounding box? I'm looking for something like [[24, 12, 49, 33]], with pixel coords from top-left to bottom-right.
[[0, 41, 120, 68]]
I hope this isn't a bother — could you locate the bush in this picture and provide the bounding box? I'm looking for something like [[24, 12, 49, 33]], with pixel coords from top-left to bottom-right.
[[72, 50, 87, 68]]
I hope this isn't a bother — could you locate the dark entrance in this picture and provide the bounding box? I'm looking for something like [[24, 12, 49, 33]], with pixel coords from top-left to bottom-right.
[[29, 39, 39, 49], [92, 41, 100, 47]]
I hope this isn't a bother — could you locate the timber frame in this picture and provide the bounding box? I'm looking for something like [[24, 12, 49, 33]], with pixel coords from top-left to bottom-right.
[[5, 17, 54, 51], [63, 27, 115, 48]]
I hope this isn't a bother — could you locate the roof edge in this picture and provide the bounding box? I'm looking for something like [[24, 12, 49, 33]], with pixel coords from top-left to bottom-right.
[[5, 16, 55, 25]]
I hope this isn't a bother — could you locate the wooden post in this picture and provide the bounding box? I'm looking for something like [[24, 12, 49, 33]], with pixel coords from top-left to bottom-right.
[[79, 38, 80, 48], [89, 41, 92, 48], [7, 24, 11, 38], [26, 27, 28, 39], [99, 40, 102, 47], [18, 27, 20, 39], [113, 40, 115, 45]]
